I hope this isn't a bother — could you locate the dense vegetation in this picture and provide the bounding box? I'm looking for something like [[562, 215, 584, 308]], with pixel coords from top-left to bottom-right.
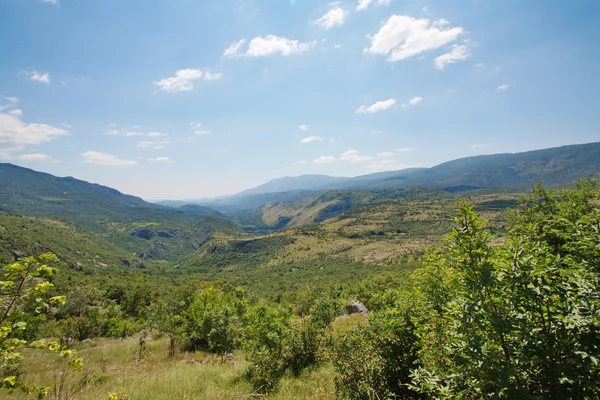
[[1, 179, 598, 399]]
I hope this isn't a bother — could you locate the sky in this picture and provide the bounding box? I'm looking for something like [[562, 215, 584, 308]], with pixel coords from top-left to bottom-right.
[[1, 0, 599, 200]]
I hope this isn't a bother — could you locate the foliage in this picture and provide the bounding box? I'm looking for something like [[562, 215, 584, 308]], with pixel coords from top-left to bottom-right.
[[411, 180, 600, 398], [179, 283, 247, 355], [0, 253, 82, 398]]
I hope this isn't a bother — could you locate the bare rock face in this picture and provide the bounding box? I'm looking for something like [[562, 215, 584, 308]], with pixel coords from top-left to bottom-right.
[[346, 301, 368, 315]]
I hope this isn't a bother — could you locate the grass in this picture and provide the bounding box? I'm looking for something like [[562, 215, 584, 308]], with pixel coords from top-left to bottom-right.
[[4, 336, 336, 400]]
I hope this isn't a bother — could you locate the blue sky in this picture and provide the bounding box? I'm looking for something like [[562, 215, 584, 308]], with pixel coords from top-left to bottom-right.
[[1, 0, 599, 200]]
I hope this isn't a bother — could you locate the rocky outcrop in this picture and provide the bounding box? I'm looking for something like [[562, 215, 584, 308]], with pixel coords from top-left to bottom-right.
[[346, 301, 368, 314]]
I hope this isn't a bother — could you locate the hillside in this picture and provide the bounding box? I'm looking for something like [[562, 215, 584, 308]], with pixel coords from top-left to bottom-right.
[[0, 163, 239, 260], [235, 175, 350, 196], [175, 192, 518, 295]]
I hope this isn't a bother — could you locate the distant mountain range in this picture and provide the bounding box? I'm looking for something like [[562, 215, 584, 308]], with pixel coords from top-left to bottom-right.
[[158, 141, 600, 209]]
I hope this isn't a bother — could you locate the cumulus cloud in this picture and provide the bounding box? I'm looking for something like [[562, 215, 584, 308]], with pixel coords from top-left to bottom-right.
[[5, 97, 18, 103], [377, 151, 395, 158], [82, 151, 137, 166], [313, 4, 348, 29], [340, 150, 373, 163], [356, 98, 396, 114], [21, 71, 51, 84], [223, 35, 316, 58], [298, 124, 309, 131], [300, 136, 324, 144], [16, 153, 55, 162], [9, 109, 23, 117], [153, 69, 222, 92], [313, 156, 336, 164], [147, 157, 172, 163], [402, 96, 423, 108], [497, 84, 509, 91], [364, 15, 463, 62], [0, 111, 68, 152], [42, 0, 59, 4], [434, 44, 469, 69]]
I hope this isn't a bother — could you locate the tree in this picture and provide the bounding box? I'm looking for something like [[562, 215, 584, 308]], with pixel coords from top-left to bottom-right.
[[1, 253, 82, 397]]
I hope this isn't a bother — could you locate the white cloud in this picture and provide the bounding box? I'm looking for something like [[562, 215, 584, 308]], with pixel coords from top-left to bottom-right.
[[497, 84, 509, 91], [300, 136, 324, 144], [313, 156, 336, 164], [82, 151, 137, 166], [105, 129, 119, 136], [329, 137, 336, 143], [340, 150, 373, 163], [402, 96, 423, 108], [365, 159, 419, 172], [125, 131, 145, 137], [107, 123, 116, 128], [364, 15, 463, 62], [16, 153, 54, 162], [397, 147, 413, 152], [357, 98, 396, 114], [61, 122, 72, 128], [9, 109, 23, 117], [42, 0, 59, 4], [153, 69, 221, 92], [473, 62, 484, 68], [470, 143, 485, 149], [298, 124, 309, 131], [0, 111, 68, 149], [224, 35, 316, 58], [148, 131, 163, 137], [313, 5, 348, 29], [147, 157, 172, 163], [357, 0, 388, 11], [377, 151, 395, 158], [333, 43, 343, 49], [293, 160, 308, 165], [22, 71, 51, 84], [5, 97, 18, 103], [435, 44, 469, 69], [138, 140, 169, 149]]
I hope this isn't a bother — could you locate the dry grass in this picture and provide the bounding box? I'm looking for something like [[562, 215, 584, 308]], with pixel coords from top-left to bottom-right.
[[4, 336, 335, 400]]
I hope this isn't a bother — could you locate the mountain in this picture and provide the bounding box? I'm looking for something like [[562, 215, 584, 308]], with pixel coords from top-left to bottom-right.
[[234, 175, 350, 197], [228, 142, 600, 198], [0, 163, 225, 227]]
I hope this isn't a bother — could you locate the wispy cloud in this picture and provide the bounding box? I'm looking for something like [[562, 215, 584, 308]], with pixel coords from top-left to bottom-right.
[[434, 44, 469, 69], [190, 122, 211, 135], [313, 155, 336, 164], [497, 84, 510, 91], [82, 151, 137, 166], [21, 70, 51, 84], [147, 157, 172, 163], [137, 140, 170, 149], [340, 150, 373, 163], [298, 124, 309, 131], [401, 96, 423, 108], [357, 0, 390, 11], [357, 98, 396, 114], [365, 15, 463, 62], [154, 69, 222, 92], [300, 136, 324, 144]]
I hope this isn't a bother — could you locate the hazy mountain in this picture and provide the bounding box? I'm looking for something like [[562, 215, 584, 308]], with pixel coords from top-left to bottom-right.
[[233, 142, 600, 197], [234, 175, 350, 196]]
